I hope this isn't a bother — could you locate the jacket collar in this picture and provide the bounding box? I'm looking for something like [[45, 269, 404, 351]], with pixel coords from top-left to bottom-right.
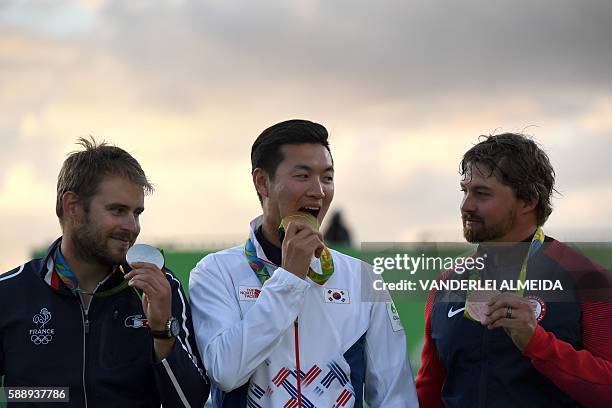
[[40, 237, 127, 296]]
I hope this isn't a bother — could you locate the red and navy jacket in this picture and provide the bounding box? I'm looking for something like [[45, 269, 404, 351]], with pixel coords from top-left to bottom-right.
[[416, 237, 612, 408], [0, 238, 210, 408]]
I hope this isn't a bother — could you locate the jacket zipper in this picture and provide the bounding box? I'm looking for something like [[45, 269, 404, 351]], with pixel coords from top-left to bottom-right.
[[79, 296, 91, 408], [78, 278, 106, 408]]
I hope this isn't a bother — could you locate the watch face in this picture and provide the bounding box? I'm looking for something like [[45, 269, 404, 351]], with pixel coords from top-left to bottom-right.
[[169, 318, 180, 337]]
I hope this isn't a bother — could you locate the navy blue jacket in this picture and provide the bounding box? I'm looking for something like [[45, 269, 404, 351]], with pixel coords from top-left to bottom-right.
[[0, 238, 209, 408], [429, 238, 589, 407]]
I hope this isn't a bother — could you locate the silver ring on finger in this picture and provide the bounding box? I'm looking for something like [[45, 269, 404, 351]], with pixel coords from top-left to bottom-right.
[[506, 306, 513, 319]]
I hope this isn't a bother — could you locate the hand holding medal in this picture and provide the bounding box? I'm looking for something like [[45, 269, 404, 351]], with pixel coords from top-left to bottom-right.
[[278, 212, 326, 280], [483, 292, 538, 351], [243, 212, 335, 285], [122, 244, 172, 334], [464, 290, 537, 351]]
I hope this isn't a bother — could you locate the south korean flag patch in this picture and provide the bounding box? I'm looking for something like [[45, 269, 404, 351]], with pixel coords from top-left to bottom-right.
[[325, 288, 350, 304]]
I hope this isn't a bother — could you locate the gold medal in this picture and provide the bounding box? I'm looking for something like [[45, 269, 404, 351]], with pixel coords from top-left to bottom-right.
[[279, 212, 320, 232]]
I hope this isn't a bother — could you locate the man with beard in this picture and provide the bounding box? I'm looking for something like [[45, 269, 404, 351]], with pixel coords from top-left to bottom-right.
[[416, 133, 612, 407], [189, 119, 418, 407], [0, 138, 209, 407]]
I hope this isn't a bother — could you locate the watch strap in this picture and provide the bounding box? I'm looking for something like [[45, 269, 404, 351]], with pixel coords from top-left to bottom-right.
[[149, 317, 178, 339]]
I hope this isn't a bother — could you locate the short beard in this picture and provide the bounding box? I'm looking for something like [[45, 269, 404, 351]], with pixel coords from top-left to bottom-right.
[[71, 214, 124, 266], [463, 208, 517, 243]]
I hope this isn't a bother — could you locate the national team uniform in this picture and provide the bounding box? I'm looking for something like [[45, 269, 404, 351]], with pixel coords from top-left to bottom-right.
[[189, 216, 418, 407]]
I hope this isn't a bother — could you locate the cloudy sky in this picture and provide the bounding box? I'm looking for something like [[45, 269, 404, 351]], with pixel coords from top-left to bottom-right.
[[1, 0, 611, 272]]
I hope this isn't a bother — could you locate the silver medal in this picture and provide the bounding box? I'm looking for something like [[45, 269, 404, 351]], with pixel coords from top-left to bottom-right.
[[126, 244, 164, 269]]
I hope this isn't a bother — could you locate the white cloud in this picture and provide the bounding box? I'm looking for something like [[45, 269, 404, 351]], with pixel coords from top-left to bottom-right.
[[1, 0, 612, 274]]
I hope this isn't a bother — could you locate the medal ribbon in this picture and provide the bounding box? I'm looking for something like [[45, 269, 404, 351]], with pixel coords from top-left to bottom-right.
[[52, 247, 130, 297], [516, 226, 545, 297], [464, 227, 545, 320], [244, 238, 335, 285]]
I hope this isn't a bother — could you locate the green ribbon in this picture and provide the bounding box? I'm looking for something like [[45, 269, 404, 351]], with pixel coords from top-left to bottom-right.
[[53, 247, 132, 298]]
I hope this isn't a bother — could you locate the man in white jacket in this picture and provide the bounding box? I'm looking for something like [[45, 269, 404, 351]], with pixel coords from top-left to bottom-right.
[[189, 119, 418, 407]]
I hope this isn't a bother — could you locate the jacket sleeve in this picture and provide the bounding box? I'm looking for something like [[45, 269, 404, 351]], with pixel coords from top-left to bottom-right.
[[1, 269, 10, 380], [416, 286, 445, 408], [152, 271, 210, 408], [189, 255, 310, 391], [0, 333, 4, 378], [0, 313, 4, 378], [522, 301, 612, 408]]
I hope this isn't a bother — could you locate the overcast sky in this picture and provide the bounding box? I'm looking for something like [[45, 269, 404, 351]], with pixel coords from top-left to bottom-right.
[[1, 0, 611, 272]]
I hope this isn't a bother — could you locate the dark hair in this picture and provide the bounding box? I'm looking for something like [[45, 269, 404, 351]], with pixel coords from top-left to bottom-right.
[[56, 137, 153, 223], [460, 133, 556, 225], [251, 119, 332, 202]]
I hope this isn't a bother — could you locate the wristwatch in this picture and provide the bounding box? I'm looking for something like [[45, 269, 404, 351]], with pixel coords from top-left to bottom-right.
[[149, 317, 180, 339]]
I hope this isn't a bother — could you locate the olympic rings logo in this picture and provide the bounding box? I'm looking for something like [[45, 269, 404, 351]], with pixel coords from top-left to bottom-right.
[[31, 335, 53, 345]]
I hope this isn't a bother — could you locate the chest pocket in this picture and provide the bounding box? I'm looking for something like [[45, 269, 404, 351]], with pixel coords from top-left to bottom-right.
[[98, 295, 151, 369]]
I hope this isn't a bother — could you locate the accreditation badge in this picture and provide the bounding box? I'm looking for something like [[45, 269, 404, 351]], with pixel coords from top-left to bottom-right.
[[386, 301, 403, 332]]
